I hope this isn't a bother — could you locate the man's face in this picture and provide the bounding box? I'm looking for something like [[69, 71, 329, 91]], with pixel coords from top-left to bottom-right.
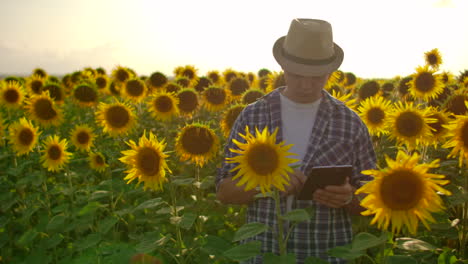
[[283, 71, 329, 96]]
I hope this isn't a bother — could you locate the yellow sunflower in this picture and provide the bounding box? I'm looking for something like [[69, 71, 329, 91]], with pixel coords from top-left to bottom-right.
[[265, 71, 285, 93], [442, 113, 468, 167], [424, 48, 443, 70], [148, 71, 168, 92], [0, 81, 25, 109], [32, 68, 48, 79], [119, 130, 171, 191], [42, 82, 65, 104], [88, 152, 109, 173], [96, 101, 136, 137], [40, 135, 72, 172], [25, 93, 63, 127], [358, 96, 393, 137], [111, 65, 133, 84], [386, 102, 434, 149], [178, 65, 198, 81], [94, 74, 109, 92], [175, 76, 191, 88], [408, 66, 444, 101], [202, 86, 231, 112], [357, 80, 380, 101], [193, 76, 213, 93], [72, 83, 99, 107], [148, 91, 179, 121], [175, 123, 219, 167], [356, 150, 451, 235], [207, 70, 222, 85], [164, 82, 182, 94], [227, 126, 298, 194], [443, 89, 468, 115], [223, 68, 238, 84], [220, 104, 245, 138], [425, 107, 451, 147], [70, 124, 95, 151], [241, 89, 265, 105], [26, 75, 45, 95], [122, 78, 147, 102], [0, 115, 5, 145], [8, 118, 41, 156], [330, 90, 358, 111], [177, 88, 199, 117]]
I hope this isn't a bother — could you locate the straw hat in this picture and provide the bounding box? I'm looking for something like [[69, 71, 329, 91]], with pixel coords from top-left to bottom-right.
[[273, 18, 344, 76]]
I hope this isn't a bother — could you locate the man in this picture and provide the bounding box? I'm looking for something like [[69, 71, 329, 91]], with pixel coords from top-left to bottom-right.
[[216, 18, 376, 264]]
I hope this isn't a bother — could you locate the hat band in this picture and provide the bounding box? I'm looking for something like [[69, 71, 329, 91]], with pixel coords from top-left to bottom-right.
[[281, 47, 336, 65]]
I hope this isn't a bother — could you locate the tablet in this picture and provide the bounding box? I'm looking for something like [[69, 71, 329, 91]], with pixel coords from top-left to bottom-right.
[[297, 165, 353, 200]]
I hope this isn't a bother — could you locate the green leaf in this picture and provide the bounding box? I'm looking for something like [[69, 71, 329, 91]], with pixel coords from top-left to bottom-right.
[[89, 190, 111, 201], [156, 206, 184, 215], [46, 214, 67, 232], [135, 197, 163, 211], [327, 245, 365, 260], [75, 233, 102, 251], [304, 256, 330, 264], [45, 233, 64, 249], [16, 228, 38, 247], [281, 209, 311, 222], [396, 237, 438, 251], [200, 176, 215, 189], [351, 232, 388, 251], [135, 234, 172, 253], [223, 241, 262, 262], [387, 255, 418, 264], [171, 177, 195, 186], [98, 216, 119, 234], [180, 212, 197, 230], [264, 253, 296, 264], [201, 235, 232, 256], [232, 222, 269, 242], [78, 202, 105, 216]]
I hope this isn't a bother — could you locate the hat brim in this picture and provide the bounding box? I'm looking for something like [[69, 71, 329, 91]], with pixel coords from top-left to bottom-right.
[[272, 36, 344, 77]]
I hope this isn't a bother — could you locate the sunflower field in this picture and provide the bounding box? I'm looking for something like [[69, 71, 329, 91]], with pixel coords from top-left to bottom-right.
[[0, 49, 467, 264]]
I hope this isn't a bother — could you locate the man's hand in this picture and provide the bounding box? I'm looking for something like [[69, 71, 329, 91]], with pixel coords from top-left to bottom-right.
[[313, 177, 354, 208], [281, 169, 307, 196]]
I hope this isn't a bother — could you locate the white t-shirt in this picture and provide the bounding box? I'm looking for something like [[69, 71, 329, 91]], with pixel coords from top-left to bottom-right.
[[279, 93, 321, 214]]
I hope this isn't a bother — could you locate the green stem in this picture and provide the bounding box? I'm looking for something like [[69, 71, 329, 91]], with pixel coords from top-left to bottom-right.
[[273, 189, 287, 255], [169, 182, 185, 263], [363, 254, 377, 264], [460, 174, 468, 258]]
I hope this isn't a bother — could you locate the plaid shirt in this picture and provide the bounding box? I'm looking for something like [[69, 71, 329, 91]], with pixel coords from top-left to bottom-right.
[[216, 87, 376, 264]]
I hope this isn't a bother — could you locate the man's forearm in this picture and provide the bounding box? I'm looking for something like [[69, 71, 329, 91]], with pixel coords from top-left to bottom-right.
[[216, 177, 260, 205]]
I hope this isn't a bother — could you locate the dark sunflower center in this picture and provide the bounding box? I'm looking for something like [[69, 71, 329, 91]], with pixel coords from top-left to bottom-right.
[[225, 72, 237, 83], [242, 91, 264, 104], [427, 54, 438, 65], [415, 72, 435, 93], [165, 83, 181, 93], [19, 129, 34, 146], [34, 98, 57, 121], [48, 145, 62, 160], [225, 107, 244, 131], [182, 69, 195, 80], [126, 80, 145, 97], [180, 127, 214, 155], [31, 80, 43, 94], [77, 131, 90, 144], [95, 155, 104, 165], [178, 91, 198, 113], [137, 147, 161, 176], [194, 77, 212, 93], [447, 95, 468, 115], [149, 72, 167, 88], [396, 112, 423, 137], [428, 114, 445, 136], [43, 84, 63, 102], [4, 89, 20, 103], [74, 86, 97, 102], [116, 69, 130, 82], [359, 81, 380, 100], [398, 77, 412, 96], [154, 96, 173, 113], [247, 143, 279, 176], [367, 108, 385, 125], [176, 78, 190, 88], [380, 169, 424, 210], [205, 89, 226, 105], [208, 73, 220, 83], [229, 78, 249, 96], [95, 77, 107, 89], [461, 122, 468, 149], [105, 106, 130, 128]]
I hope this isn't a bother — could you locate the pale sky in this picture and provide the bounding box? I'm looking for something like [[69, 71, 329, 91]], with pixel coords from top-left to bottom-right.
[[1, 0, 467, 79]]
